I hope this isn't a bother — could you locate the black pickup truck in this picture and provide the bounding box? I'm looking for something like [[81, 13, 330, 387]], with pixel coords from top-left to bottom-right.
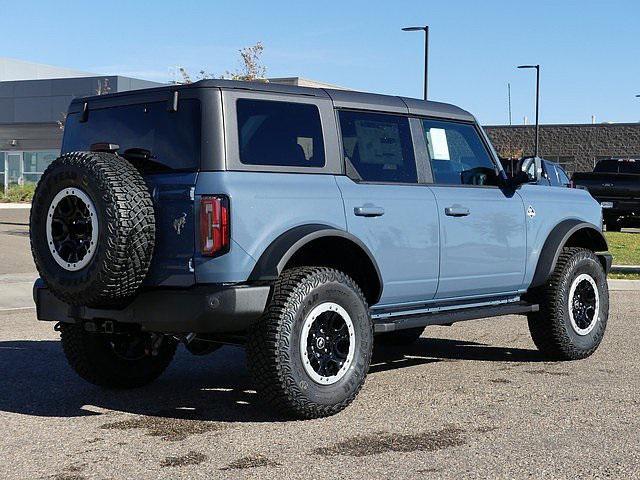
[[572, 159, 640, 231]]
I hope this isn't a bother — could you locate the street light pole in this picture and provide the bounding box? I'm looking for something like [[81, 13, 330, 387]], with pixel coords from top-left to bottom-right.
[[402, 25, 429, 100], [518, 64, 541, 157]]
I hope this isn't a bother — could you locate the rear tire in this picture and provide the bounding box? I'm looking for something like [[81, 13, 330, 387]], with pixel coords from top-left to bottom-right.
[[527, 248, 608, 360], [246, 267, 373, 419], [60, 323, 176, 388], [376, 326, 426, 346]]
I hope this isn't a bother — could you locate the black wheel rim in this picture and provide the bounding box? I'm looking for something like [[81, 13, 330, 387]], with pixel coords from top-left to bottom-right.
[[46, 188, 98, 271], [306, 311, 351, 378], [301, 302, 355, 385], [570, 274, 599, 335], [51, 195, 93, 263], [109, 334, 148, 361]]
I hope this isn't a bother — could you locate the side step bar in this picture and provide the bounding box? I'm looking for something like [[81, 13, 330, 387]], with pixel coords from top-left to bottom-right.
[[373, 301, 539, 333]]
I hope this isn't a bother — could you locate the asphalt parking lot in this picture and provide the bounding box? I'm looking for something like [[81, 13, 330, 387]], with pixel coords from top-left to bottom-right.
[[1, 207, 639, 479]]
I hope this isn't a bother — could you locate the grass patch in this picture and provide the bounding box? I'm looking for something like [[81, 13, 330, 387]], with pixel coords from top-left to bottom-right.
[[604, 232, 640, 266], [609, 272, 640, 280], [0, 183, 36, 203]]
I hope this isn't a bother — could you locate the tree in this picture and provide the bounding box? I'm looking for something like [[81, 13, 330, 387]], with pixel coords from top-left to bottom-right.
[[177, 42, 267, 84], [58, 78, 111, 130]]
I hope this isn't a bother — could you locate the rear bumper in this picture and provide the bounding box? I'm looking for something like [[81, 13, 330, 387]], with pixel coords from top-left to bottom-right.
[[33, 279, 271, 333]]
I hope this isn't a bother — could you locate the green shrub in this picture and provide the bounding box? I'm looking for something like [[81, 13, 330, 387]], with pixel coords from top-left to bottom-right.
[[0, 183, 37, 203]]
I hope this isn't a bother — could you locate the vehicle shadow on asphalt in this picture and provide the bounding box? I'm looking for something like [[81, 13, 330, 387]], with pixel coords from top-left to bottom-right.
[[0, 337, 544, 421]]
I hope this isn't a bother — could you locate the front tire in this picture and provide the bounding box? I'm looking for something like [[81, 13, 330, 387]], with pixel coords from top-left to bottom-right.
[[527, 248, 608, 360], [60, 323, 177, 388], [246, 267, 373, 419]]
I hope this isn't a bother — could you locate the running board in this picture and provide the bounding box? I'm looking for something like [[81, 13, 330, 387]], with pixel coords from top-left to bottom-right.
[[372, 301, 539, 333]]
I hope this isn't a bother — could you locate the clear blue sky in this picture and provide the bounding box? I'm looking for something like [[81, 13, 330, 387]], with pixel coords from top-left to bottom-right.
[[2, 0, 639, 125]]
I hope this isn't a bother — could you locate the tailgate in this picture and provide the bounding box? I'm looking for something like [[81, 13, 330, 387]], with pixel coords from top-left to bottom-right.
[[574, 173, 640, 200], [143, 172, 197, 287]]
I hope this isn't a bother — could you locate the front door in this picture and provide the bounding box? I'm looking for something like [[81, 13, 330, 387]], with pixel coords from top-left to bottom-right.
[[336, 110, 439, 307], [5, 153, 22, 191], [420, 119, 527, 299]]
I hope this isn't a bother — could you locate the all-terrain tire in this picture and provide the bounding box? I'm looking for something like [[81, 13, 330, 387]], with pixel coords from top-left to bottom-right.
[[246, 267, 373, 419], [376, 326, 426, 346], [30, 152, 155, 307], [59, 322, 177, 388], [527, 247, 608, 360]]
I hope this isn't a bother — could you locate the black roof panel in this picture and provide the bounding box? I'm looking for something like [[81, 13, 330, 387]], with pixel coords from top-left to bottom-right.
[[69, 78, 474, 121]]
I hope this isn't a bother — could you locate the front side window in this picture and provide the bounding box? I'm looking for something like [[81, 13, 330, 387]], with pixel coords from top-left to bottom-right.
[[338, 110, 417, 183], [422, 119, 498, 186], [237, 99, 325, 167]]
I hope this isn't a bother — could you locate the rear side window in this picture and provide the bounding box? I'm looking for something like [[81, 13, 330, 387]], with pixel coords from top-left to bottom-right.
[[619, 160, 640, 174], [237, 99, 325, 167], [62, 99, 201, 171], [422, 119, 498, 186], [338, 110, 417, 183]]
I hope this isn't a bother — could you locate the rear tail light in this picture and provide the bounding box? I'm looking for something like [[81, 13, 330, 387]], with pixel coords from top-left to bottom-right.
[[200, 196, 229, 256]]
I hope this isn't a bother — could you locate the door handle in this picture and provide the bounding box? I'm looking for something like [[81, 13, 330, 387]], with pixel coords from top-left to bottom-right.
[[354, 206, 385, 217], [445, 206, 470, 217]]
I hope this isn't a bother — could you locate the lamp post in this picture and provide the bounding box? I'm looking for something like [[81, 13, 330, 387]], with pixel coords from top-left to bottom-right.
[[518, 64, 540, 157], [402, 25, 429, 100]]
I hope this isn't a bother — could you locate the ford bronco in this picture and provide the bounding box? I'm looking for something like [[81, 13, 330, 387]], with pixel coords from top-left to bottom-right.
[[30, 80, 611, 419]]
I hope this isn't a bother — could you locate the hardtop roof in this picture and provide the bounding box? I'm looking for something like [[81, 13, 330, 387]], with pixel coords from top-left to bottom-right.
[[68, 78, 475, 122]]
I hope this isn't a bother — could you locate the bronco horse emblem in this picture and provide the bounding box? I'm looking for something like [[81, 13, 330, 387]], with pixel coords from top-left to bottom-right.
[[173, 212, 187, 235]]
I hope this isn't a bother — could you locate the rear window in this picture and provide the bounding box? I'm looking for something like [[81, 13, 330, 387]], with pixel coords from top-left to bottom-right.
[[594, 159, 619, 173], [62, 99, 201, 171], [237, 99, 325, 167]]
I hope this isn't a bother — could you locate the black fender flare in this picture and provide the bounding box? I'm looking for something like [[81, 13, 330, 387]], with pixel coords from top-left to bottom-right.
[[530, 219, 610, 289], [249, 224, 383, 301]]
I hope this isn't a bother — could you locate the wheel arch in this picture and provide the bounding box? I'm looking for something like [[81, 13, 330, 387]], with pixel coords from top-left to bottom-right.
[[249, 224, 383, 305], [530, 219, 611, 289]]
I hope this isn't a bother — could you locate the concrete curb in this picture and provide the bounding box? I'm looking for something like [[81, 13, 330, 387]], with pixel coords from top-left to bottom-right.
[[610, 265, 640, 274], [0, 203, 31, 209]]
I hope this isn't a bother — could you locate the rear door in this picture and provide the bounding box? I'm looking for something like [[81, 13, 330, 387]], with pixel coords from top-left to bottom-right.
[[420, 119, 527, 299], [335, 109, 440, 306]]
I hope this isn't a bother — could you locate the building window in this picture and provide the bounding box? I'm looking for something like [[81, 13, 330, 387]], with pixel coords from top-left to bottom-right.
[[22, 151, 57, 183], [1, 150, 58, 193], [0, 152, 5, 193]]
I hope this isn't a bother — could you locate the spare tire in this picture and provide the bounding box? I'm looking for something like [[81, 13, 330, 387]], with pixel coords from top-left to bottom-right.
[[30, 151, 155, 307]]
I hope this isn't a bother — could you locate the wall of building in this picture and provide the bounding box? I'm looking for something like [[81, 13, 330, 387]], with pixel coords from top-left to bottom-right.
[[0, 74, 161, 191], [485, 123, 640, 173], [0, 76, 160, 125]]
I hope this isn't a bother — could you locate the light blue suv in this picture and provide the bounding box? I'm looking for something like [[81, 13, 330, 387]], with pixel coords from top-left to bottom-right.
[[30, 80, 611, 419]]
